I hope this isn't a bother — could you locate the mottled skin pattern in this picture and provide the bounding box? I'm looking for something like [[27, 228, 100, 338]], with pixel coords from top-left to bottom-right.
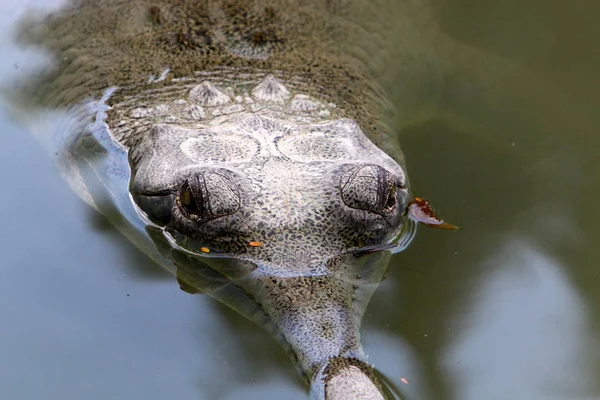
[[10, 1, 421, 398]]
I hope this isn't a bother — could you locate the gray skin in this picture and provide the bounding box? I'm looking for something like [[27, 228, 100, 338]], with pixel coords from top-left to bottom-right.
[[9, 0, 557, 398]]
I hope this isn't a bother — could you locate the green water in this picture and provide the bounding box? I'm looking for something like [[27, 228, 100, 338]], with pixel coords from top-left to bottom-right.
[[1, 1, 599, 399]]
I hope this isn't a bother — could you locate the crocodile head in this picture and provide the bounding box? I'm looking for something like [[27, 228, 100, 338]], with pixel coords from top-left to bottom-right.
[[129, 77, 409, 268]]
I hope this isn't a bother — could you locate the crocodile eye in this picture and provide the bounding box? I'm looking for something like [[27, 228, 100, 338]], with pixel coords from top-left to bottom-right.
[[176, 172, 241, 222], [340, 165, 406, 215], [179, 181, 200, 216], [384, 185, 397, 211]]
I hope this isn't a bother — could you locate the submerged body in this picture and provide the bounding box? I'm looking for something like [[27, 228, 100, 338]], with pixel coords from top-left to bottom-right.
[[10, 1, 425, 398]]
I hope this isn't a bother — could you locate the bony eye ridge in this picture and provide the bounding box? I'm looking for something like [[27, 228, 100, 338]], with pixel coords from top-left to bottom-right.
[[340, 164, 404, 215], [176, 172, 241, 222]]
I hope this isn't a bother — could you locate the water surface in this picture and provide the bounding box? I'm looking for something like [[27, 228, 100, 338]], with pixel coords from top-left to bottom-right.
[[1, 1, 599, 399]]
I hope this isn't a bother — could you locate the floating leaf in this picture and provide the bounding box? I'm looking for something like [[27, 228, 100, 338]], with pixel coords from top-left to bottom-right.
[[408, 197, 460, 230]]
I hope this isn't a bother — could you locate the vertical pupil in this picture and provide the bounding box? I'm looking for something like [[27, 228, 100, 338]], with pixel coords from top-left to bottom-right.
[[180, 182, 199, 214], [385, 185, 397, 209]]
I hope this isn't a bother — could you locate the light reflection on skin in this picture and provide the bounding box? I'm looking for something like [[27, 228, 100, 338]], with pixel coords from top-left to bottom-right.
[[443, 240, 598, 400]]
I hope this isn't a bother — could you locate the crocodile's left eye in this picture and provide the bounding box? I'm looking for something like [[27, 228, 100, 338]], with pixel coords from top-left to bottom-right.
[[178, 181, 200, 216], [340, 164, 407, 216], [176, 172, 241, 223]]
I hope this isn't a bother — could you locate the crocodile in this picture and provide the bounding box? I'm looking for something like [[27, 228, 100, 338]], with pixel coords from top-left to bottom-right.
[[6, 0, 501, 398]]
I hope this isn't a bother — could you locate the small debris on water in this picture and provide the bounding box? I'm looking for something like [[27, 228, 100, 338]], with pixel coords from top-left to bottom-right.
[[249, 241, 262, 247], [200, 247, 210, 253], [401, 377, 409, 384], [408, 197, 460, 230]]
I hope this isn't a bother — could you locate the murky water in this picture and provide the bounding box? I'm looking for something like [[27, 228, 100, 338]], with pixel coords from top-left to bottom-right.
[[1, 1, 599, 399]]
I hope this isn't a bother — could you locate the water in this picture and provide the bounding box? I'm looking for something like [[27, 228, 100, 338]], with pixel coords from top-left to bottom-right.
[[1, 1, 599, 399]]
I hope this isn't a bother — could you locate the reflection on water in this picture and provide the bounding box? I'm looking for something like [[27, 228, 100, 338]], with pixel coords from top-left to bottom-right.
[[445, 241, 597, 400], [1, 0, 600, 399]]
